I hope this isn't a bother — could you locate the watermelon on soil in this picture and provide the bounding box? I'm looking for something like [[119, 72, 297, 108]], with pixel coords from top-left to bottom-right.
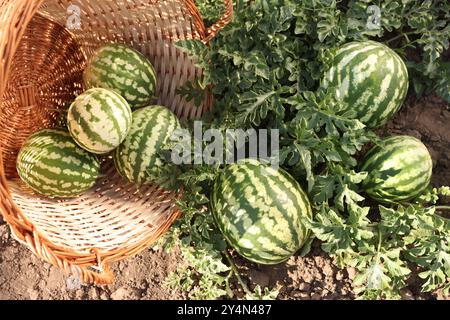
[[211, 159, 313, 265], [361, 135, 433, 203], [83, 44, 157, 108], [16, 129, 100, 198], [114, 105, 181, 185], [323, 40, 409, 128], [68, 88, 132, 154]]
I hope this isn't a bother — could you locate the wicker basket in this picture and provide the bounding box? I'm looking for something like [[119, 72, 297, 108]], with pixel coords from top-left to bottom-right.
[[0, 0, 233, 284]]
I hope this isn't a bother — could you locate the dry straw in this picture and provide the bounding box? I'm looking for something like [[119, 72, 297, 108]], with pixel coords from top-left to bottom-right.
[[0, 0, 233, 284]]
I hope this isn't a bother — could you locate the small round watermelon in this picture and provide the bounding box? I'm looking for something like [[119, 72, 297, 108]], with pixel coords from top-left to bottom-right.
[[211, 159, 313, 265], [16, 129, 100, 198], [322, 40, 409, 128], [361, 136, 433, 203], [67, 88, 132, 154], [114, 105, 181, 185], [83, 44, 157, 108]]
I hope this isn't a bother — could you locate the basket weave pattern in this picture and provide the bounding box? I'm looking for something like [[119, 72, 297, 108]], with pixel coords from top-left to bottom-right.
[[0, 0, 233, 284]]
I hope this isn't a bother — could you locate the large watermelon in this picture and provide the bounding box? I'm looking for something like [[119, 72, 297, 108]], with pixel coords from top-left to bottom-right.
[[83, 44, 157, 108], [323, 41, 409, 128], [16, 129, 100, 198], [114, 105, 181, 185], [211, 159, 313, 265], [361, 136, 433, 203], [67, 88, 132, 154]]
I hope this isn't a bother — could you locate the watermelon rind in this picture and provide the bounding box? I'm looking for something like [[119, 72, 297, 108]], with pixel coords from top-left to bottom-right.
[[361, 135, 433, 203], [16, 129, 100, 198], [67, 88, 132, 154], [83, 44, 157, 108], [211, 159, 313, 265], [114, 105, 181, 185], [323, 40, 409, 128]]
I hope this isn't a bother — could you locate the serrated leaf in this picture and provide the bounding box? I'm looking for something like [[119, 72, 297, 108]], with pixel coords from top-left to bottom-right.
[[335, 185, 365, 211], [311, 175, 336, 203]]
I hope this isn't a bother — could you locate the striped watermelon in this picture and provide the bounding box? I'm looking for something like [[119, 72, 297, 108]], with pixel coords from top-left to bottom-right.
[[211, 159, 313, 265], [83, 44, 157, 108], [323, 41, 409, 128], [16, 129, 100, 198], [67, 88, 132, 154], [361, 136, 433, 203], [114, 105, 181, 185]]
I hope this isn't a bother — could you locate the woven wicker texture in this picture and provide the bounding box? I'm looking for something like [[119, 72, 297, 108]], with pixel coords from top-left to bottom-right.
[[0, 0, 233, 284]]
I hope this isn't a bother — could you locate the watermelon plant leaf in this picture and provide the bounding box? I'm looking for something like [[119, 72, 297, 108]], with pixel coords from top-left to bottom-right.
[[434, 65, 450, 103], [307, 203, 374, 256], [176, 79, 208, 108], [245, 285, 280, 300], [335, 185, 365, 212], [295, 143, 314, 192], [311, 175, 337, 203]]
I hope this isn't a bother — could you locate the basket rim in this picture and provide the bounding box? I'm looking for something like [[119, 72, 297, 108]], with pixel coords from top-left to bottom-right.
[[0, 0, 234, 284]]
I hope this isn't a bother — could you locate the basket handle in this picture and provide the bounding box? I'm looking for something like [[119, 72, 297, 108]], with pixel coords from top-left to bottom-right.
[[2, 203, 116, 284], [203, 0, 234, 44], [65, 259, 115, 285]]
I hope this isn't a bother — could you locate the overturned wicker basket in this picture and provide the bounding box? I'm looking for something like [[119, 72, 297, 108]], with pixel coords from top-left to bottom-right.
[[0, 0, 233, 284]]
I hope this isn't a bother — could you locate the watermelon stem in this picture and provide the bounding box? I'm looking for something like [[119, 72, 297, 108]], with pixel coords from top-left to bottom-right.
[[435, 206, 450, 212], [385, 31, 415, 45], [376, 229, 382, 260], [223, 249, 252, 296]]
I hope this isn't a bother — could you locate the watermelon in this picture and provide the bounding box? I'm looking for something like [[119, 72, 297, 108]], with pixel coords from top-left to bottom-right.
[[323, 41, 409, 128], [83, 44, 157, 108], [114, 105, 181, 185], [16, 129, 100, 198], [211, 159, 313, 265], [67, 88, 132, 154], [361, 136, 433, 203]]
